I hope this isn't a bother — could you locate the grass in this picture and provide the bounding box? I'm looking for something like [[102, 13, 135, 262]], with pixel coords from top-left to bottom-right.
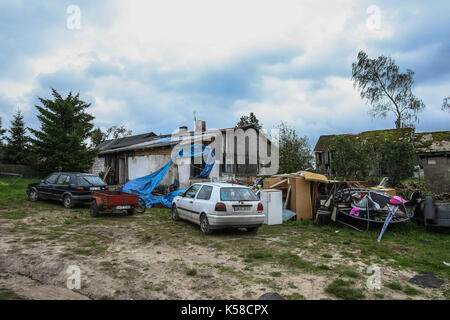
[[0, 288, 26, 300], [325, 279, 365, 300], [385, 281, 402, 291], [186, 268, 197, 276], [269, 271, 282, 277]]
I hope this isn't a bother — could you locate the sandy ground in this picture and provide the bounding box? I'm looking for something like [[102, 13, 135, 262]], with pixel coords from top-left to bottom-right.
[[0, 207, 446, 300]]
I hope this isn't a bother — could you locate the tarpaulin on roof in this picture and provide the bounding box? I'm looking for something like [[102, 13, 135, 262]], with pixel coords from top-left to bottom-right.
[[119, 143, 215, 208]]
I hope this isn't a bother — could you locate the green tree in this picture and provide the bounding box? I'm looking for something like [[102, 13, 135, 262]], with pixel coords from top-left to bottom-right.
[[90, 125, 133, 148], [277, 122, 314, 173], [4, 110, 31, 165], [90, 128, 105, 148], [379, 138, 416, 187], [352, 51, 425, 128], [105, 125, 132, 140], [29, 89, 97, 173], [237, 112, 262, 130], [331, 136, 375, 180]]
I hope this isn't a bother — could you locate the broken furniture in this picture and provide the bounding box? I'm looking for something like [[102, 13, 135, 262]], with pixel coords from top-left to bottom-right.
[[262, 171, 328, 221], [331, 188, 411, 232]]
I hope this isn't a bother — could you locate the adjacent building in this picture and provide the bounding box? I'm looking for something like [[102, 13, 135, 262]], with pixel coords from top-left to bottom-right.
[[314, 128, 450, 193]]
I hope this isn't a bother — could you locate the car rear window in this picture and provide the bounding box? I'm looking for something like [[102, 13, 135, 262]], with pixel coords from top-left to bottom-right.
[[78, 175, 106, 186], [220, 187, 259, 201]]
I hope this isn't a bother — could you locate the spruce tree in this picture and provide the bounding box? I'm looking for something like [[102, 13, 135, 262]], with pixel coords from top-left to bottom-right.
[[5, 110, 30, 165], [29, 89, 97, 173]]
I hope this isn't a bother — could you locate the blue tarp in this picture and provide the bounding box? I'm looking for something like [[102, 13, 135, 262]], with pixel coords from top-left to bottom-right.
[[119, 143, 215, 208]]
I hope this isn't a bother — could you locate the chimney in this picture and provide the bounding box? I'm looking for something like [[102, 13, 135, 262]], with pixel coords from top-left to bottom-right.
[[178, 126, 188, 134], [194, 120, 206, 132]]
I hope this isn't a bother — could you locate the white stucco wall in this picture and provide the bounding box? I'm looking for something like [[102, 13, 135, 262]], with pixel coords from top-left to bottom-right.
[[128, 154, 174, 187]]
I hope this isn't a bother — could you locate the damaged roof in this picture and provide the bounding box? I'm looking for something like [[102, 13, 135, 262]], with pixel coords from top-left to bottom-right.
[[414, 131, 450, 154], [314, 128, 415, 152], [98, 123, 261, 155], [314, 128, 450, 154]]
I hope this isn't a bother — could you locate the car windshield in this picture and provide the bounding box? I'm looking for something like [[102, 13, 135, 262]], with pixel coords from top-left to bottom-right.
[[78, 175, 106, 186], [220, 187, 259, 201]]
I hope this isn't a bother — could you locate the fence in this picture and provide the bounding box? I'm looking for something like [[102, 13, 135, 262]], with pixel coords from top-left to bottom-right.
[[0, 163, 42, 178]]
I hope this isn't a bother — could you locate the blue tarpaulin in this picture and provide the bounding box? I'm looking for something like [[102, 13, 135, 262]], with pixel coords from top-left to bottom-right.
[[119, 143, 215, 208]]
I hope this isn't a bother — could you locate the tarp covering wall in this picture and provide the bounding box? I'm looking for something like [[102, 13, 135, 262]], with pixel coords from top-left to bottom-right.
[[120, 143, 215, 208]]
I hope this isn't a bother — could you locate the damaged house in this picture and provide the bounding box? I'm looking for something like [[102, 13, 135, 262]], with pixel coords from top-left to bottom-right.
[[91, 120, 276, 189]]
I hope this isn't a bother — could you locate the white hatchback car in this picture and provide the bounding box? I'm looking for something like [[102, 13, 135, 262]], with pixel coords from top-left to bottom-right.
[[171, 182, 265, 234]]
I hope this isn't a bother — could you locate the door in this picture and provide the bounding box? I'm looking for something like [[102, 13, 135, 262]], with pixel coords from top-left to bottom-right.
[[40, 173, 60, 199], [54, 174, 71, 200], [178, 184, 202, 221], [192, 185, 214, 224]]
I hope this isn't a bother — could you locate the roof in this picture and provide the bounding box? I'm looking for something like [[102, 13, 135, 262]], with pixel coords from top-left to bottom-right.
[[414, 131, 450, 154], [98, 123, 262, 155], [314, 128, 414, 152], [98, 132, 158, 151]]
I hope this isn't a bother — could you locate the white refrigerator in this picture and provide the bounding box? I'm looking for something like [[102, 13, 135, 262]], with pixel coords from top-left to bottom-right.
[[259, 189, 283, 225]]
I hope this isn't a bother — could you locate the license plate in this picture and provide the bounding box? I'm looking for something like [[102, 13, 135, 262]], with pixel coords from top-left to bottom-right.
[[234, 206, 251, 212], [90, 187, 101, 191], [116, 205, 131, 210]]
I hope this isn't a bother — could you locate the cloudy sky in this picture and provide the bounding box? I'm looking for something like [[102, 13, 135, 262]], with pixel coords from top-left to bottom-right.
[[0, 0, 449, 147]]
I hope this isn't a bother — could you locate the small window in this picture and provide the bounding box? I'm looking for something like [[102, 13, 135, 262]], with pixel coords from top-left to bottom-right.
[[428, 158, 437, 165], [184, 184, 202, 198], [57, 174, 70, 185], [45, 174, 59, 184], [196, 185, 213, 200]]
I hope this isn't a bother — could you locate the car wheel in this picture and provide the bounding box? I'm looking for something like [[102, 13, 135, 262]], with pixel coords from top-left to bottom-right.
[[135, 197, 146, 214], [246, 226, 259, 233], [90, 200, 99, 217], [63, 195, 74, 209], [200, 214, 212, 235], [172, 205, 180, 221], [28, 189, 39, 202], [127, 208, 135, 216]]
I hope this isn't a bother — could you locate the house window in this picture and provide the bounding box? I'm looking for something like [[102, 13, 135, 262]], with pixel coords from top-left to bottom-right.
[[427, 158, 437, 165]]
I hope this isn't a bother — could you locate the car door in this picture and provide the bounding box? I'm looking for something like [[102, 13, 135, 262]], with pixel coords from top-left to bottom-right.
[[39, 173, 60, 199], [192, 185, 214, 224], [178, 184, 202, 221], [53, 174, 71, 201]]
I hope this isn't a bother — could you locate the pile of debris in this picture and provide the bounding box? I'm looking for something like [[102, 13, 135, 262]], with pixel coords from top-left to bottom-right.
[[261, 171, 328, 221], [433, 192, 450, 201]]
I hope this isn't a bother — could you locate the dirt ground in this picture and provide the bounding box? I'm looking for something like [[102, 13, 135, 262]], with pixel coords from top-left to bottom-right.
[[0, 203, 448, 300]]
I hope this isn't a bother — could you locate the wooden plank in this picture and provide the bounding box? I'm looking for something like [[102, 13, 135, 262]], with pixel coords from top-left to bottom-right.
[[270, 179, 288, 189], [103, 166, 111, 181]]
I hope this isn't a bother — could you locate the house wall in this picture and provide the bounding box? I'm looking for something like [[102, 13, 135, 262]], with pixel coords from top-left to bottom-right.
[[420, 154, 450, 194], [90, 157, 105, 175], [128, 153, 174, 187]]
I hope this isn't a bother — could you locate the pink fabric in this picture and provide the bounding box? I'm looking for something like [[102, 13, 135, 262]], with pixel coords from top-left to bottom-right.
[[389, 196, 407, 205], [349, 207, 360, 217]]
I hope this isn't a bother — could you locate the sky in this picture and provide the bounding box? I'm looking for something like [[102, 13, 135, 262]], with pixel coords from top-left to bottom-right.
[[0, 0, 449, 148]]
